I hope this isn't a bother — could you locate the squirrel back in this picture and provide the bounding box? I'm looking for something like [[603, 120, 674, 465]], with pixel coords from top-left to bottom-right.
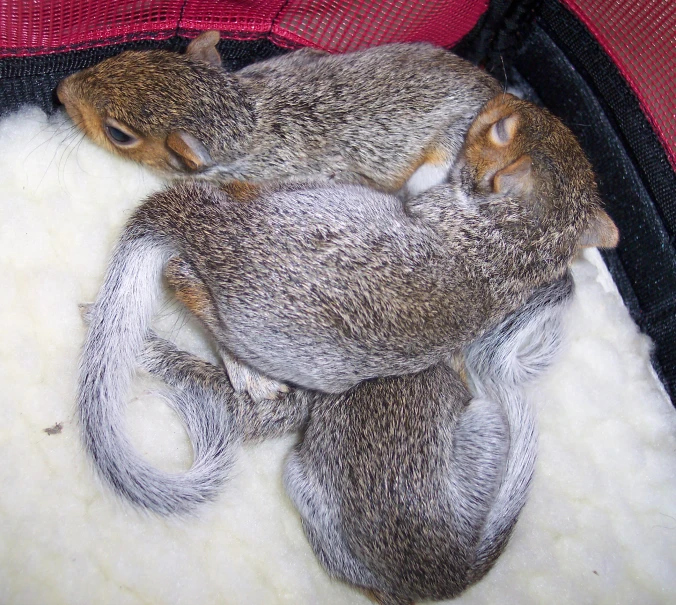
[[282, 274, 573, 603], [116, 93, 615, 393], [129, 274, 573, 602]]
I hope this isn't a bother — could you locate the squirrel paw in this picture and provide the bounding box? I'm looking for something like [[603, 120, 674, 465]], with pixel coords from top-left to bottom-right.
[[246, 373, 290, 402], [221, 353, 289, 402]]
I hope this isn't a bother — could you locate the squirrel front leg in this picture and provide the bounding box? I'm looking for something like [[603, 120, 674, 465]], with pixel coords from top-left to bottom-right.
[[140, 332, 310, 441]]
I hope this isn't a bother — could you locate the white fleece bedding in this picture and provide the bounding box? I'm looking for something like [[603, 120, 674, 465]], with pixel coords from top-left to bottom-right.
[[0, 107, 675, 605]]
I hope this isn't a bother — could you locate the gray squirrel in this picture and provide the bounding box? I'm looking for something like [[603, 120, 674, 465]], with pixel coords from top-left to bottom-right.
[[56, 31, 501, 197], [132, 272, 573, 604], [69, 32, 618, 602], [77, 93, 617, 518]]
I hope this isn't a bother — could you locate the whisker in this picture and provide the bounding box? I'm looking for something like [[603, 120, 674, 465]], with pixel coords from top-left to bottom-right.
[[500, 55, 507, 102], [57, 129, 84, 187], [24, 120, 74, 164]]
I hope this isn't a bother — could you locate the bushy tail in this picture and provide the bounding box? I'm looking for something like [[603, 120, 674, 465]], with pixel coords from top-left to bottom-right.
[[77, 225, 237, 515], [465, 274, 574, 573]]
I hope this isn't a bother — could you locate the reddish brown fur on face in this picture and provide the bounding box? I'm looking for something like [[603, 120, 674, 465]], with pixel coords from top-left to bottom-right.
[[463, 95, 526, 189], [56, 44, 249, 179], [58, 69, 182, 172], [463, 93, 619, 250], [58, 74, 111, 152]]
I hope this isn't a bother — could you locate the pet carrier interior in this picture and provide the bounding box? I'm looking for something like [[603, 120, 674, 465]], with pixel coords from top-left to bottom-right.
[[2, 0, 674, 401], [0, 2, 674, 605]]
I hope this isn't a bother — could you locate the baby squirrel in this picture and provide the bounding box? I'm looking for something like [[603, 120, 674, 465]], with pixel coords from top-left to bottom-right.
[[56, 31, 501, 197], [132, 273, 573, 603], [77, 94, 618, 514]]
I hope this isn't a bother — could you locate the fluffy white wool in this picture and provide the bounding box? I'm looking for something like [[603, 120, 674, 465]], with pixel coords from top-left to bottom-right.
[[0, 108, 675, 605]]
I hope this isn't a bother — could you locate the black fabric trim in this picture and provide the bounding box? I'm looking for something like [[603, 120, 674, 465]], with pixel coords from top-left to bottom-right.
[[511, 5, 676, 402], [0, 38, 287, 117], [453, 0, 542, 68]]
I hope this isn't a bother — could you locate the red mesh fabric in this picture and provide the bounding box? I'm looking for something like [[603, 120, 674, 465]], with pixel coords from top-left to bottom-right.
[[180, 1, 287, 41], [1, 2, 188, 53], [270, 1, 487, 52], [0, 0, 487, 56], [4, 1, 671, 168], [561, 0, 676, 170]]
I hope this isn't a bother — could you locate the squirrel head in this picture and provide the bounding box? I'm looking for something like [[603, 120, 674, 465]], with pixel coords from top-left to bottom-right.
[[459, 93, 619, 252], [56, 31, 254, 177]]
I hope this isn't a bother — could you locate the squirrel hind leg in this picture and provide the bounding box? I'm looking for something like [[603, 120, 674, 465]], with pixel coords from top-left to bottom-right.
[[221, 352, 289, 402], [165, 255, 288, 402], [165, 256, 222, 334], [284, 449, 383, 591]]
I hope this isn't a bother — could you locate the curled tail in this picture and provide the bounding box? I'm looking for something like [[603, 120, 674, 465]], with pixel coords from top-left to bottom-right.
[[77, 224, 236, 515], [465, 274, 574, 574]]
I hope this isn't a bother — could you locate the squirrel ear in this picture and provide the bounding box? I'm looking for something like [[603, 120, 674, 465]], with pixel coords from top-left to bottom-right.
[[166, 130, 213, 172], [488, 114, 519, 147], [185, 30, 222, 67], [578, 208, 619, 249], [493, 155, 532, 196]]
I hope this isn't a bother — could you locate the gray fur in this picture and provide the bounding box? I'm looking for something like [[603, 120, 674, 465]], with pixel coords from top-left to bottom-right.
[[463, 274, 574, 575], [58, 41, 501, 194], [282, 275, 573, 603], [119, 151, 598, 395], [136, 275, 573, 602], [76, 158, 583, 513], [222, 44, 498, 191], [77, 235, 238, 515], [76, 96, 613, 518], [139, 334, 312, 442]]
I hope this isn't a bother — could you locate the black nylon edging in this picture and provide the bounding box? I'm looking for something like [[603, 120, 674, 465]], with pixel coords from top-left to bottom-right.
[[514, 10, 676, 402], [0, 38, 287, 117]]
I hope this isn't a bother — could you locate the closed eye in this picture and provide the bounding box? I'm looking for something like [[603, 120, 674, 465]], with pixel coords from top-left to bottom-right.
[[103, 119, 139, 147]]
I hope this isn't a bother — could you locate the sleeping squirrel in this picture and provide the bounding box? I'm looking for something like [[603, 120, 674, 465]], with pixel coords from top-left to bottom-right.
[[73, 63, 617, 601], [77, 92, 618, 512], [56, 31, 502, 198], [128, 272, 573, 604]]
